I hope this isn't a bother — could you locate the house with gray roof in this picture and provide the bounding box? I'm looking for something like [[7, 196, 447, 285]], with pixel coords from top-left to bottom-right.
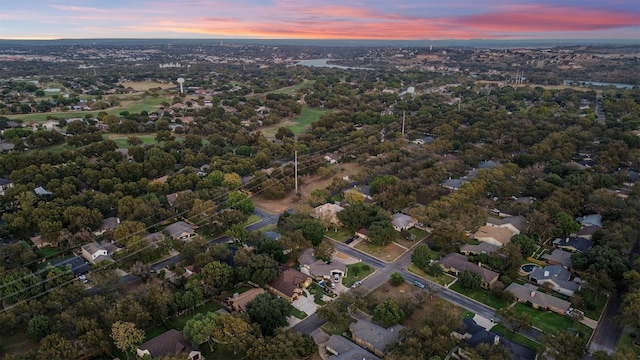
[[486, 215, 526, 235], [34, 186, 52, 196], [81, 242, 112, 264], [452, 318, 537, 360], [460, 242, 499, 256], [541, 249, 573, 269], [553, 236, 593, 253], [477, 160, 500, 169], [392, 213, 417, 231], [164, 221, 196, 241], [505, 283, 571, 315], [349, 319, 404, 357], [443, 178, 466, 191], [439, 253, 499, 289], [529, 265, 580, 296], [298, 248, 347, 281], [94, 217, 121, 236], [0, 178, 13, 195], [577, 214, 602, 228], [326, 335, 380, 360], [136, 329, 201, 360]]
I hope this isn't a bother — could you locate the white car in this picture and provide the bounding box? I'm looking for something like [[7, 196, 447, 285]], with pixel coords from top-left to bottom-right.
[[334, 274, 340, 283], [351, 281, 362, 288]]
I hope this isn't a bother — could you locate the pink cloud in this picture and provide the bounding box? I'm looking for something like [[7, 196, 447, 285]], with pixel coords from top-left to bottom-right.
[[454, 5, 640, 32]]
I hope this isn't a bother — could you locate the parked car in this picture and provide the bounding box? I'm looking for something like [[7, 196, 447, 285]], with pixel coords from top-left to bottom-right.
[[345, 236, 357, 244], [414, 281, 425, 289], [334, 274, 340, 283], [351, 281, 362, 288]]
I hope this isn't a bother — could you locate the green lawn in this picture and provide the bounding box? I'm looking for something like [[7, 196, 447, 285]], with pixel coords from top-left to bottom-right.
[[617, 333, 640, 357], [343, 263, 375, 287], [308, 283, 328, 305], [325, 228, 355, 242], [322, 317, 354, 336], [0, 330, 39, 355], [37, 246, 60, 259], [288, 107, 327, 134], [6, 97, 167, 123], [109, 134, 162, 148], [490, 324, 544, 353], [578, 288, 608, 321], [145, 301, 222, 340], [244, 214, 261, 226], [407, 264, 455, 286], [449, 281, 510, 309], [270, 80, 316, 95], [513, 303, 593, 338], [408, 228, 429, 240], [289, 305, 308, 319]]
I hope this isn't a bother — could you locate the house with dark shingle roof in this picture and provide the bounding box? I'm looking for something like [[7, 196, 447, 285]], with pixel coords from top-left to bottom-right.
[[164, 221, 196, 241], [460, 242, 499, 256], [326, 334, 381, 360], [266, 266, 312, 302], [505, 283, 571, 315], [486, 215, 526, 235], [439, 253, 499, 289], [541, 249, 572, 269], [529, 265, 580, 297], [553, 236, 593, 253], [349, 319, 403, 358], [392, 213, 417, 231], [453, 318, 537, 360], [136, 329, 201, 360]]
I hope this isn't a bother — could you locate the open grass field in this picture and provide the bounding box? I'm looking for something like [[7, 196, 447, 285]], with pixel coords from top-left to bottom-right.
[[513, 303, 593, 339], [270, 80, 316, 95], [354, 241, 406, 263], [118, 81, 176, 91], [6, 96, 168, 123], [252, 162, 364, 214], [408, 264, 456, 286], [368, 281, 464, 329], [326, 228, 355, 242], [259, 106, 329, 137], [449, 281, 510, 310], [343, 263, 375, 287], [618, 333, 640, 357], [108, 134, 162, 148]]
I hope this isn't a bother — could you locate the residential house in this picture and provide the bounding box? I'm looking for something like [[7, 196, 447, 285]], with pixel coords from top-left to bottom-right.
[[485, 215, 526, 235], [443, 178, 466, 191], [349, 319, 404, 358], [438, 253, 499, 289], [143, 232, 164, 248], [529, 265, 580, 297], [459, 242, 499, 256], [0, 178, 13, 196], [30, 235, 57, 249], [505, 283, 571, 315], [473, 225, 513, 247], [553, 236, 593, 253], [136, 329, 201, 360], [577, 225, 600, 240], [34, 186, 52, 196], [324, 153, 340, 164], [577, 214, 602, 228], [451, 318, 537, 360], [81, 242, 112, 264], [312, 203, 345, 228], [49, 256, 91, 277], [325, 334, 380, 360], [94, 217, 121, 236], [355, 228, 369, 241], [392, 213, 417, 232], [541, 249, 573, 269], [164, 221, 197, 241], [266, 266, 312, 302], [298, 248, 347, 281], [166, 190, 193, 211], [228, 288, 266, 312], [477, 160, 500, 170], [264, 231, 282, 241]]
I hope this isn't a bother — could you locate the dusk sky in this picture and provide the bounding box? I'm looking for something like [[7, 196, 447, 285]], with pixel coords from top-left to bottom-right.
[[1, 0, 639, 40]]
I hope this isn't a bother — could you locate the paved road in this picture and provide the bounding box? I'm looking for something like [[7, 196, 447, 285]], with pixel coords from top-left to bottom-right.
[[291, 313, 325, 335], [589, 292, 623, 355]]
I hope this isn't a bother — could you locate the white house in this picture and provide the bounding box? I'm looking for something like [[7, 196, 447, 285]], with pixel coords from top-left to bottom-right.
[[81, 242, 110, 264]]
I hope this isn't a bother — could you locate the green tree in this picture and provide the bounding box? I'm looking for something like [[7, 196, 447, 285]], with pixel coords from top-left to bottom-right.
[[36, 333, 77, 360], [246, 293, 291, 336], [212, 313, 260, 356], [236, 253, 280, 286], [372, 298, 405, 327], [620, 291, 640, 334], [390, 272, 405, 286], [510, 234, 537, 257], [314, 239, 335, 263], [200, 261, 234, 296], [555, 212, 580, 235], [412, 244, 435, 270], [27, 315, 51, 339], [458, 270, 482, 291], [111, 321, 145, 360], [183, 311, 220, 351], [368, 220, 397, 246], [544, 330, 587, 360], [222, 172, 242, 189], [497, 306, 532, 335], [226, 191, 254, 215]]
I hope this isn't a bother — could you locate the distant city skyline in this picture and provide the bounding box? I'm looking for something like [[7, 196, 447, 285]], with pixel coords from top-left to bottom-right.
[[1, 0, 639, 41]]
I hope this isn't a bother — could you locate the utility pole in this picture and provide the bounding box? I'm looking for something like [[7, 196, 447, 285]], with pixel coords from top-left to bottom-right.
[[294, 150, 298, 195]]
